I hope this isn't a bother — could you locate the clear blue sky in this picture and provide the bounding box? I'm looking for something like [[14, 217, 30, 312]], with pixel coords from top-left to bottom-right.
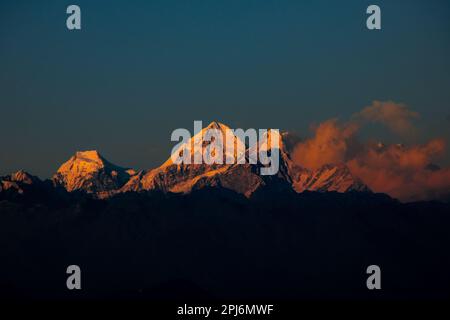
[[1, 0, 449, 177]]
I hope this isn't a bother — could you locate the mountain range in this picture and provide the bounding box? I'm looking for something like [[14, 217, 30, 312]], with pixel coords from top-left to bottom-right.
[[0, 122, 369, 200], [1, 122, 450, 301]]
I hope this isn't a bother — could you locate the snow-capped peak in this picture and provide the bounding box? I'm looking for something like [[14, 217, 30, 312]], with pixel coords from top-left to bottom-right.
[[249, 129, 284, 153], [53, 150, 134, 197], [10, 170, 39, 184], [58, 151, 100, 174], [75, 150, 104, 162], [163, 121, 246, 167], [204, 121, 230, 131]]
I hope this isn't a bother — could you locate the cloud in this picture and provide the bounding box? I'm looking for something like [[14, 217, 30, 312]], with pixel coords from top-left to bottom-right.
[[292, 101, 450, 202], [353, 101, 419, 136], [347, 139, 450, 201], [292, 119, 359, 169]]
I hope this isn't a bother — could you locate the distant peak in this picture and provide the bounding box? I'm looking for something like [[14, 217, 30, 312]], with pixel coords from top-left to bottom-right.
[[11, 170, 38, 184], [75, 150, 102, 160], [11, 170, 32, 177], [53, 150, 133, 195], [204, 121, 230, 131], [257, 129, 284, 150], [70, 150, 109, 167], [376, 142, 385, 149], [56, 150, 109, 175]]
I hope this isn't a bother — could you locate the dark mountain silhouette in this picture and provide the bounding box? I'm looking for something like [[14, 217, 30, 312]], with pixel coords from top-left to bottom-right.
[[0, 184, 449, 300], [0, 122, 449, 301]]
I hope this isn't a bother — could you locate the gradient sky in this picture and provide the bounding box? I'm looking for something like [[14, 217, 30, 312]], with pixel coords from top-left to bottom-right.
[[1, 0, 449, 178]]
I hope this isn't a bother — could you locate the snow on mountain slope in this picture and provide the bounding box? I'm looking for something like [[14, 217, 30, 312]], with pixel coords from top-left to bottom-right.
[[255, 130, 367, 193], [34, 122, 371, 199], [291, 164, 369, 193], [162, 121, 247, 167], [53, 150, 135, 198], [120, 121, 261, 195], [1, 171, 33, 194], [0, 170, 44, 195], [120, 122, 370, 197]]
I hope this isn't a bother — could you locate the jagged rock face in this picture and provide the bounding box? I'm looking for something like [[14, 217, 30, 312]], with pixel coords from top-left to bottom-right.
[[121, 122, 370, 197], [118, 170, 146, 193], [253, 130, 368, 193], [10, 170, 40, 185], [0, 170, 43, 195], [0, 180, 23, 194], [121, 122, 268, 197], [144, 164, 233, 192], [121, 163, 266, 198], [156, 163, 265, 197], [290, 164, 369, 193], [6, 122, 369, 199], [52, 150, 134, 198]]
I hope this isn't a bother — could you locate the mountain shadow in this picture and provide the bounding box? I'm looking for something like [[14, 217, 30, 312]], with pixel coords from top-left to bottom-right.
[[0, 187, 449, 301]]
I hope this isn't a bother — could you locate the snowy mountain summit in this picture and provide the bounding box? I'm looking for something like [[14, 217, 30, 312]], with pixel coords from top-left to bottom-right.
[[52, 150, 135, 198]]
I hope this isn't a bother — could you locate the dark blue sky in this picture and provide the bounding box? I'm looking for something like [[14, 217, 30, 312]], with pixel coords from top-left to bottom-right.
[[1, 0, 449, 177]]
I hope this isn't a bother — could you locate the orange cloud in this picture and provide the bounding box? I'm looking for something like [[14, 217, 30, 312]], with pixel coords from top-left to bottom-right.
[[347, 139, 450, 201], [292, 102, 450, 202], [354, 101, 419, 136], [292, 119, 358, 169]]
